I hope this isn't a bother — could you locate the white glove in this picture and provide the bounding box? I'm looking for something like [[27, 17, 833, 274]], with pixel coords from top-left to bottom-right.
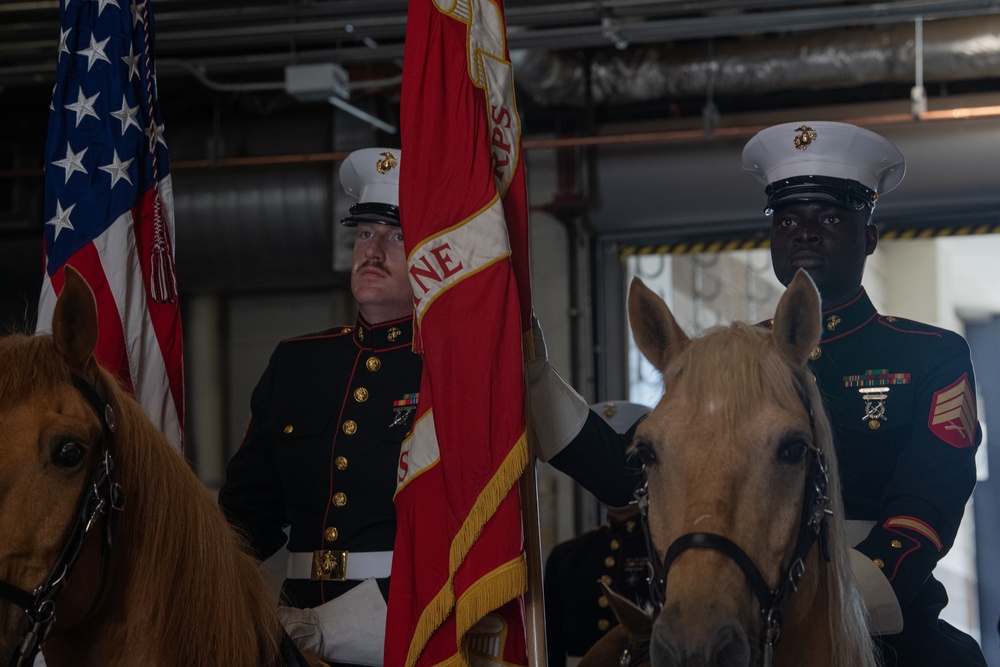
[[848, 548, 903, 635], [277, 577, 387, 665], [526, 313, 590, 462]]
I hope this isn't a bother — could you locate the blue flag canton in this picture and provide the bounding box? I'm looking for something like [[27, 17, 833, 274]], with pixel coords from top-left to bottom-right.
[[44, 0, 170, 274]]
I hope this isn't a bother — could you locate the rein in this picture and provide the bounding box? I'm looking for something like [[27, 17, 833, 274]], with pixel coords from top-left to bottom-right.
[[638, 379, 833, 667], [0, 374, 124, 667]]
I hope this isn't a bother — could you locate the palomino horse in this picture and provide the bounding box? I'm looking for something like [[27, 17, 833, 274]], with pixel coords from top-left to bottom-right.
[[593, 270, 877, 667], [0, 268, 324, 666]]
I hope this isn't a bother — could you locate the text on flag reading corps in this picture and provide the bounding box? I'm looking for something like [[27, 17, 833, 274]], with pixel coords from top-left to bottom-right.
[[456, 0, 521, 197]]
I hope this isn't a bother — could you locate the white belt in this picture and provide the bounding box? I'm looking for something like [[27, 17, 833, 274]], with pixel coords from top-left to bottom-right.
[[286, 550, 393, 581]]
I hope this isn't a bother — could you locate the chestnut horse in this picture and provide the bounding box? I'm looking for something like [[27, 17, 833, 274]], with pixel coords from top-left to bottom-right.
[[585, 271, 877, 667], [0, 268, 325, 666]]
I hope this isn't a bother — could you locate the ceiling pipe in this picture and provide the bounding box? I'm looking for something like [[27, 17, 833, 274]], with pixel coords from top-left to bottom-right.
[[511, 14, 1000, 107]]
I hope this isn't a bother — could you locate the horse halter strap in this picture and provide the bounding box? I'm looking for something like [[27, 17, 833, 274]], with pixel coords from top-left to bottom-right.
[[640, 379, 833, 665], [0, 374, 124, 667]]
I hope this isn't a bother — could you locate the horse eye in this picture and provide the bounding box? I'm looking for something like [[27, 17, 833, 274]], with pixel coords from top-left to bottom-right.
[[51, 440, 86, 468], [777, 439, 808, 465], [633, 439, 658, 466]]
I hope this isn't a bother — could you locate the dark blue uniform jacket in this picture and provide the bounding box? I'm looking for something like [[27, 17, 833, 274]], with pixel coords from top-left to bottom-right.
[[804, 289, 984, 666]]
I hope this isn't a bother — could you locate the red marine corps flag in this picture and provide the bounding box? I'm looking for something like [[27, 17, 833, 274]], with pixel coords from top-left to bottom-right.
[[388, 0, 533, 665], [36, 0, 184, 452]]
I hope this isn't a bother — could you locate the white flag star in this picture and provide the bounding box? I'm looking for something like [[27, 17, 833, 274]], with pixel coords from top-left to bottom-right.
[[99, 150, 134, 189], [146, 119, 167, 148], [51, 142, 89, 184], [121, 44, 141, 82], [78, 34, 112, 72], [110, 95, 141, 135], [47, 200, 77, 241], [58, 27, 72, 62], [94, 0, 121, 16], [64, 87, 101, 127], [131, 0, 146, 27]]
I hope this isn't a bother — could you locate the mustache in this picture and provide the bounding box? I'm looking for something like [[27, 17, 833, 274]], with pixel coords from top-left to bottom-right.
[[355, 259, 390, 276]]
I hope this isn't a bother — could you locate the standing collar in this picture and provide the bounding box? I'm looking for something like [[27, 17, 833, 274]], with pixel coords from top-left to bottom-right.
[[820, 288, 877, 342], [354, 312, 414, 350]]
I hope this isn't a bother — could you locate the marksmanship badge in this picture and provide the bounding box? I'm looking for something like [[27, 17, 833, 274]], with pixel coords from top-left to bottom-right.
[[859, 387, 890, 430]]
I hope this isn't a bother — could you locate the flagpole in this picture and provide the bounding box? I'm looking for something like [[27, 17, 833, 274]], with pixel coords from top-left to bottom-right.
[[521, 386, 548, 667]]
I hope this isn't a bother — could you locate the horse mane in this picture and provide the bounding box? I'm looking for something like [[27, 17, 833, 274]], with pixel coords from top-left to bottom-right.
[[662, 322, 878, 667], [95, 363, 286, 665], [0, 326, 286, 666]]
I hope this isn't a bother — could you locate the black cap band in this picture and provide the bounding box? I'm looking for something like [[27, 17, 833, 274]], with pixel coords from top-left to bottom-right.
[[340, 202, 400, 227], [765, 175, 877, 214]]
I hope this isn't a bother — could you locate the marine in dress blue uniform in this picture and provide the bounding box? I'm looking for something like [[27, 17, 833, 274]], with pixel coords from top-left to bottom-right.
[[744, 121, 986, 666], [220, 148, 416, 666]]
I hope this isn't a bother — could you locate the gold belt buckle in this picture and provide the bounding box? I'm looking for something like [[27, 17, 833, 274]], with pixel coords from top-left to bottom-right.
[[311, 550, 348, 581]]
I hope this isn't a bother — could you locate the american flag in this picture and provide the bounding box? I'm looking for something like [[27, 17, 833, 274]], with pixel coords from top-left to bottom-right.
[[36, 0, 184, 452]]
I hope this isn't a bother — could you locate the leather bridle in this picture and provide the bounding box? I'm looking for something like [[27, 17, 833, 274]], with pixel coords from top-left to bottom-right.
[[0, 374, 124, 667], [637, 380, 833, 666]]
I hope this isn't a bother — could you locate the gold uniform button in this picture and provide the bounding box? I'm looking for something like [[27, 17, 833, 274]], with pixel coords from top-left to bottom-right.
[[340, 327, 353, 334], [609, 539, 620, 550], [891, 540, 902, 549], [366, 357, 381, 372], [333, 492, 347, 507], [324, 527, 339, 542], [342, 420, 358, 435], [873, 558, 885, 569], [885, 316, 897, 323], [335, 456, 348, 471], [809, 346, 822, 361], [597, 619, 610, 632], [604, 556, 616, 568], [388, 327, 402, 342], [809, 372, 817, 383], [869, 420, 881, 430], [283, 424, 294, 434], [600, 575, 612, 585], [354, 388, 369, 402], [598, 596, 609, 608]]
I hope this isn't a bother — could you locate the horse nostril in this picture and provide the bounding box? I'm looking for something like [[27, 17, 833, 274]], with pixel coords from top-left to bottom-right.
[[707, 622, 750, 667], [649, 620, 683, 667]]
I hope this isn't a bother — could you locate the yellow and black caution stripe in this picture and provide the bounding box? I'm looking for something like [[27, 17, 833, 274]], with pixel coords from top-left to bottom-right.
[[880, 224, 1000, 240], [620, 223, 1000, 257], [621, 237, 770, 257]]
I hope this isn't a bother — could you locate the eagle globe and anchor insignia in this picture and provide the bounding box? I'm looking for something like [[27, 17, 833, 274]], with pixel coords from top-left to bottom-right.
[[376, 151, 398, 174], [793, 125, 818, 149]]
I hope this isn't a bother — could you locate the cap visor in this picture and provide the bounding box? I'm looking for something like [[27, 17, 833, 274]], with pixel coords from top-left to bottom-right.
[[339, 213, 401, 227]]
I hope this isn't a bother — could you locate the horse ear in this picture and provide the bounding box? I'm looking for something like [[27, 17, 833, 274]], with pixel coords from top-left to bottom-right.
[[599, 580, 653, 640], [52, 266, 99, 373], [628, 276, 689, 373], [771, 269, 822, 368]]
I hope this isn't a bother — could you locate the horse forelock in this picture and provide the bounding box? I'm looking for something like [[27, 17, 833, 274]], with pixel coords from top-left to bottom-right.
[[657, 322, 802, 430], [0, 334, 68, 410]]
